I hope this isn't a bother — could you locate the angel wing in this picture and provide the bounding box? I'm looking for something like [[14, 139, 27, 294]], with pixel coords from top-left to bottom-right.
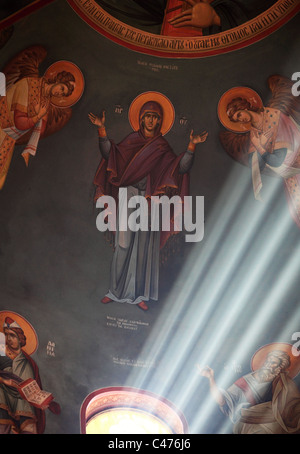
[[219, 129, 250, 167], [2, 45, 47, 90], [42, 105, 72, 139], [266, 74, 300, 124]]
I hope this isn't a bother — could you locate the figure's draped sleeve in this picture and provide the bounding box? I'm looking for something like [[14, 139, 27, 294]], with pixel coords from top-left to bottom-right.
[[219, 373, 273, 424], [245, 109, 300, 227], [234, 374, 300, 434], [0, 78, 30, 134], [0, 77, 48, 190], [274, 112, 300, 169], [13, 78, 47, 135], [94, 131, 191, 201], [98, 135, 195, 176], [262, 112, 300, 227], [94, 130, 193, 248], [14, 110, 38, 131], [3, 77, 47, 134], [9, 78, 29, 114]]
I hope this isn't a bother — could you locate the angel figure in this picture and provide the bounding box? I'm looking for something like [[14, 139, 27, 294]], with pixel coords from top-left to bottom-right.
[[0, 45, 84, 189], [218, 75, 300, 229]]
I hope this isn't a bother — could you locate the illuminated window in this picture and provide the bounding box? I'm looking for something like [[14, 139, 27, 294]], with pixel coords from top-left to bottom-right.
[[80, 387, 188, 434]]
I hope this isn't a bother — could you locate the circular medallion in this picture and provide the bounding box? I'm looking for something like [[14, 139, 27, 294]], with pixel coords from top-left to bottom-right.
[[251, 342, 300, 378], [44, 60, 85, 108], [129, 91, 175, 135], [0, 311, 38, 356], [218, 86, 263, 133]]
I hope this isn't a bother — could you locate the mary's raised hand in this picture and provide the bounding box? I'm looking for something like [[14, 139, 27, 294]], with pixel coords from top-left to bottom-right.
[[88, 109, 106, 127], [190, 129, 208, 144]]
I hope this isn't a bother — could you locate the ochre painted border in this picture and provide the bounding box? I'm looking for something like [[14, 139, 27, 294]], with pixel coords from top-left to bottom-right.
[[67, 0, 300, 58]]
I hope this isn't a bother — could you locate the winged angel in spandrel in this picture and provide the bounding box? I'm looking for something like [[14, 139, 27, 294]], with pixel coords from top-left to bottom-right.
[[218, 75, 300, 229], [0, 45, 84, 189]]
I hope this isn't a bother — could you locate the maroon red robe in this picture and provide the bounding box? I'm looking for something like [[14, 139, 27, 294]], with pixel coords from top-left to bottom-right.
[[94, 121, 190, 248]]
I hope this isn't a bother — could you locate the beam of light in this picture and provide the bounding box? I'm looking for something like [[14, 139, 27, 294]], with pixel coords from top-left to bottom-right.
[[156, 214, 295, 429], [123, 161, 300, 432], [124, 167, 258, 378], [127, 171, 279, 352], [189, 239, 300, 433]]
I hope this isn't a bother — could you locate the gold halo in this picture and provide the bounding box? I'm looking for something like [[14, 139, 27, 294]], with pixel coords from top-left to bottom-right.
[[129, 91, 175, 136], [44, 60, 85, 108], [218, 86, 263, 133], [0, 311, 38, 356], [251, 343, 300, 379]]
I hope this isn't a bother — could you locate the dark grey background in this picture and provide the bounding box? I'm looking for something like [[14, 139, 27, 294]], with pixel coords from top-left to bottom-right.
[[0, 0, 299, 434]]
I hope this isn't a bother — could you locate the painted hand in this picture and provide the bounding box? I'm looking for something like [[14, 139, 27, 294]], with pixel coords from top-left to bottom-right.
[[251, 129, 272, 152], [32, 99, 49, 120], [190, 129, 208, 144], [197, 365, 214, 379], [38, 98, 50, 118], [88, 110, 106, 128], [169, 1, 221, 29]]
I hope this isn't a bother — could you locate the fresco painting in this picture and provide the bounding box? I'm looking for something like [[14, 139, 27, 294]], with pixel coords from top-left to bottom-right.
[[218, 76, 300, 229], [199, 342, 300, 434], [0, 45, 84, 189], [0, 0, 299, 437], [0, 311, 60, 434], [89, 91, 207, 311]]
